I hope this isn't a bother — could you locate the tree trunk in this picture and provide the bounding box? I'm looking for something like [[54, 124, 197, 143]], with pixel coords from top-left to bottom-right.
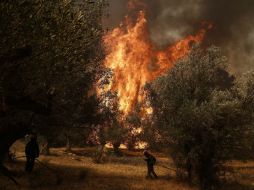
[[65, 135, 71, 152], [198, 158, 216, 190], [127, 142, 135, 151], [186, 158, 193, 184], [127, 136, 136, 151], [41, 137, 50, 155], [113, 141, 121, 156], [95, 143, 106, 163], [0, 95, 6, 113]]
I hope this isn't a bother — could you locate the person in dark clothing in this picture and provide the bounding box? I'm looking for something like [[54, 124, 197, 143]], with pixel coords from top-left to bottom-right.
[[25, 133, 39, 172], [143, 150, 158, 179]]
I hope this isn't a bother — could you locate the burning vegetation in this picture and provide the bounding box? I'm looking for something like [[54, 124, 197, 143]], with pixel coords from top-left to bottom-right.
[[98, 9, 211, 117], [1, 1, 254, 190]]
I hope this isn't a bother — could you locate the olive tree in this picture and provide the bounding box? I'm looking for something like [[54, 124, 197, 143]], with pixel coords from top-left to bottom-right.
[[151, 46, 252, 189], [0, 0, 107, 176]]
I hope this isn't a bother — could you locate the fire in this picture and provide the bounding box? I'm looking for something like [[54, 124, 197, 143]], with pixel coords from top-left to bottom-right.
[[100, 11, 211, 116]]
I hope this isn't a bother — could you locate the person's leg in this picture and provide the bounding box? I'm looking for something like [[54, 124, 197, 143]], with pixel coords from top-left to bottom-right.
[[25, 157, 30, 172], [146, 165, 149, 178], [151, 165, 158, 178], [27, 157, 33, 172], [147, 165, 153, 179], [30, 158, 35, 172]]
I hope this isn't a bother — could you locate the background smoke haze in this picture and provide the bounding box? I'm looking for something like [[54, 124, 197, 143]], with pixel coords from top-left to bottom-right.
[[107, 0, 254, 73]]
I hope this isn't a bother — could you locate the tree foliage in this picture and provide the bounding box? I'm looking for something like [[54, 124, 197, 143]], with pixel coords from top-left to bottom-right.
[[0, 0, 107, 160], [151, 46, 253, 189]]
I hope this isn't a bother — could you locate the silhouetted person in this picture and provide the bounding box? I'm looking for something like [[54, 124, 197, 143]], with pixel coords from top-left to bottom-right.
[[25, 133, 39, 172], [143, 150, 158, 179]]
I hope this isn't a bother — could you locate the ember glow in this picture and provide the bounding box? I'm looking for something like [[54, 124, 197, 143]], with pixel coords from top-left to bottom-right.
[[99, 10, 211, 116]]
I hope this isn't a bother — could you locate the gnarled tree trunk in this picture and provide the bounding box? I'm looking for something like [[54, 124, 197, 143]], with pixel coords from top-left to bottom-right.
[[113, 141, 121, 156]]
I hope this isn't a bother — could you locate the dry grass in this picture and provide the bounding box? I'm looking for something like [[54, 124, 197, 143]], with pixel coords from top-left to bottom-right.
[[0, 142, 254, 190]]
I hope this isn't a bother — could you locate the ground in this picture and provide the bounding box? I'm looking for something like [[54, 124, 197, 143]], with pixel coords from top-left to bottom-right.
[[0, 141, 254, 190]]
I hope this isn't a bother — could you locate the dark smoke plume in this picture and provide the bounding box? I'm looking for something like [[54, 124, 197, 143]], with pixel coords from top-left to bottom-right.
[[107, 0, 254, 73]]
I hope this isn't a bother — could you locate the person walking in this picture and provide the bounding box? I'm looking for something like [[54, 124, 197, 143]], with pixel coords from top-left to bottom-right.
[[143, 150, 158, 179]]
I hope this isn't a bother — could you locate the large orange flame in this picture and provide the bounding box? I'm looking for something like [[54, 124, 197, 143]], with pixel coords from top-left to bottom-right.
[[100, 11, 210, 116]]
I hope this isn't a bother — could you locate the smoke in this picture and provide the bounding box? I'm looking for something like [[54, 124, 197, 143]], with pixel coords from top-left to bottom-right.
[[201, 0, 254, 73], [107, 0, 254, 73]]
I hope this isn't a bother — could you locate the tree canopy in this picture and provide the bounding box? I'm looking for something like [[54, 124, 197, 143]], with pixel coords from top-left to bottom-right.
[[150, 46, 254, 189], [0, 0, 107, 160]]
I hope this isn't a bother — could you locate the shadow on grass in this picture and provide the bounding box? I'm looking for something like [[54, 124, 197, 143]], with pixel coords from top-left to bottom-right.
[[0, 160, 134, 190], [0, 160, 91, 190], [0, 159, 253, 190], [219, 182, 254, 190]]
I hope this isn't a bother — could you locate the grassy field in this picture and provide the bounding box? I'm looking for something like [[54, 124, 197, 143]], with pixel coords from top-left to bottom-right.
[[0, 141, 254, 190]]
